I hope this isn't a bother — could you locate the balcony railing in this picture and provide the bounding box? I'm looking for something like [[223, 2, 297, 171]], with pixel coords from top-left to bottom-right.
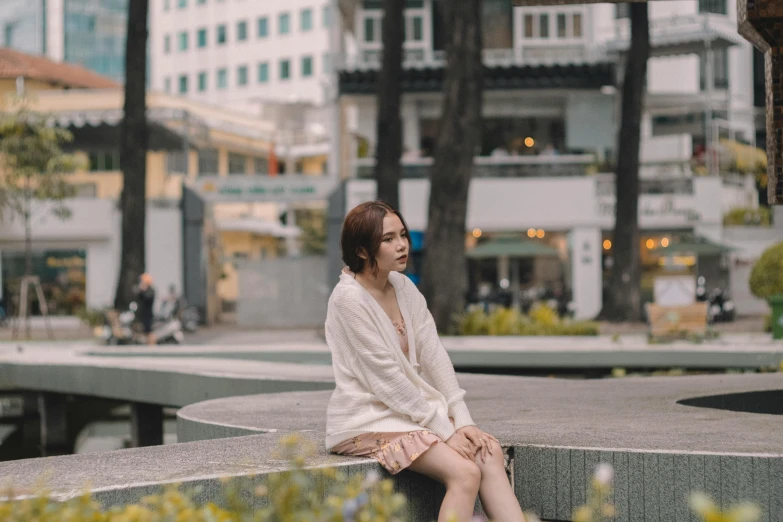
[[341, 45, 607, 71], [354, 155, 594, 179]]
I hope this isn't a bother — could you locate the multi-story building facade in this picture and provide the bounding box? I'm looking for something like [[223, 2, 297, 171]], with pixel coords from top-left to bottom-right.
[[150, 0, 333, 109], [332, 0, 763, 319], [0, 0, 128, 83]]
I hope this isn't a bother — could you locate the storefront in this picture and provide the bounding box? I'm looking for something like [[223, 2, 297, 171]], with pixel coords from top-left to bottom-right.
[[343, 174, 750, 320], [0, 249, 87, 316]]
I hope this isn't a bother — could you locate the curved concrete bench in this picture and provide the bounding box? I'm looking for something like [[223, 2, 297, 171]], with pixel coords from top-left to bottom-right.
[[178, 372, 783, 522]]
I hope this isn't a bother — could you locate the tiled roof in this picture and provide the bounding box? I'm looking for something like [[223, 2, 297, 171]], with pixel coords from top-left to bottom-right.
[[339, 62, 616, 95], [0, 47, 118, 89]]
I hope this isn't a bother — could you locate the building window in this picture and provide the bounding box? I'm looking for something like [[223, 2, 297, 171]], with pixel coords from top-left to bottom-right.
[[198, 148, 219, 175], [197, 28, 207, 47], [217, 24, 226, 44], [280, 59, 290, 80], [301, 56, 313, 77], [524, 14, 534, 38], [217, 68, 227, 89], [178, 74, 188, 93], [523, 11, 581, 39], [323, 5, 331, 27], [615, 4, 629, 18], [539, 14, 549, 38], [363, 17, 377, 42], [237, 20, 248, 41], [164, 0, 170, 11], [164, 77, 171, 92], [178, 31, 188, 51], [258, 62, 269, 83], [323, 52, 331, 73], [198, 71, 207, 92], [301, 8, 313, 31], [557, 13, 566, 38], [698, 0, 727, 14], [167, 150, 187, 174], [88, 151, 121, 171], [700, 48, 730, 90], [257, 17, 268, 37], [164, 34, 171, 53], [197, 0, 206, 4], [178, 0, 187, 8], [228, 153, 246, 175], [237, 65, 248, 86], [253, 157, 268, 175], [411, 16, 423, 42], [279, 13, 290, 34]]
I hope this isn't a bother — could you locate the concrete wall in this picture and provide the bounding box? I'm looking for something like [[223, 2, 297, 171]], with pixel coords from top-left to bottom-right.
[[236, 256, 329, 328]]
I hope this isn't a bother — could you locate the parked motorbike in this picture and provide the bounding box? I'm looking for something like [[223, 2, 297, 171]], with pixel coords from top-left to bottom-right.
[[706, 287, 736, 323], [99, 301, 185, 345], [158, 298, 200, 333]]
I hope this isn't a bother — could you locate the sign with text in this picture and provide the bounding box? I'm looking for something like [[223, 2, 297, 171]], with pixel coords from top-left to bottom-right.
[[189, 176, 338, 203]]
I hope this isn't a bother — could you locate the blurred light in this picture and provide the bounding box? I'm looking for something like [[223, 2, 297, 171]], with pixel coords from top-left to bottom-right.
[[472, 228, 482, 238], [524, 137, 535, 148], [600, 85, 617, 95], [661, 237, 669, 247], [603, 239, 612, 250], [527, 228, 536, 238], [536, 229, 545, 238], [646, 239, 655, 249], [499, 278, 510, 289]]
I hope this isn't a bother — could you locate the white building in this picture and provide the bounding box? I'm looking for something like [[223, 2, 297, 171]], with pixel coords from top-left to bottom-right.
[[332, 0, 764, 319], [150, 0, 334, 109]]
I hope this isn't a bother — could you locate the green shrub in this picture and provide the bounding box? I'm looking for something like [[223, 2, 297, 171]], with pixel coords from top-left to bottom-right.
[[75, 307, 105, 328], [765, 314, 772, 333], [456, 305, 599, 336], [749, 242, 783, 300], [723, 207, 771, 227]]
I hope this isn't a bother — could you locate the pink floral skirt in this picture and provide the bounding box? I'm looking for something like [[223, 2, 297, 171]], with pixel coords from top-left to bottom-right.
[[331, 429, 442, 475]]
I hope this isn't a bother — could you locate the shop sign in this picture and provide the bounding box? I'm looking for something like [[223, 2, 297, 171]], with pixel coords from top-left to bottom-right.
[[191, 176, 337, 203]]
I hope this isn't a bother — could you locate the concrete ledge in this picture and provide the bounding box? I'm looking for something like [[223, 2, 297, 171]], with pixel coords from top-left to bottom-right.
[[1, 344, 782, 521], [85, 334, 783, 370], [177, 373, 783, 521], [0, 348, 335, 406]]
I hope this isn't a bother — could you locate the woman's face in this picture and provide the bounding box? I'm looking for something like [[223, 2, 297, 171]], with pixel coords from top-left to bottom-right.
[[372, 213, 409, 274]]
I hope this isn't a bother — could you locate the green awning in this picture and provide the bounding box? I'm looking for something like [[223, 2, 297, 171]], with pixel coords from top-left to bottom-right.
[[652, 237, 736, 256], [466, 237, 559, 259]]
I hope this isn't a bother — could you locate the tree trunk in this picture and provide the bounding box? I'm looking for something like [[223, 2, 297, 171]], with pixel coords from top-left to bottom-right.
[[599, 2, 650, 322], [373, 0, 404, 209], [421, 0, 483, 332], [114, 0, 149, 310]]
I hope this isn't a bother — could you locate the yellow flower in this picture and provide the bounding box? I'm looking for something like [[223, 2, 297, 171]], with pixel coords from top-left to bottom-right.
[[410, 452, 420, 461], [393, 443, 402, 452], [391, 461, 401, 471]]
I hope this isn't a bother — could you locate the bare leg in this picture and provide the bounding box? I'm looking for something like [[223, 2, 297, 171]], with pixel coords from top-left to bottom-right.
[[472, 439, 525, 522], [147, 333, 156, 345], [407, 441, 482, 522]]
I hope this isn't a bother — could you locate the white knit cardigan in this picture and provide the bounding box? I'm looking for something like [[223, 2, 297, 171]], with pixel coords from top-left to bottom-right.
[[324, 269, 475, 450]]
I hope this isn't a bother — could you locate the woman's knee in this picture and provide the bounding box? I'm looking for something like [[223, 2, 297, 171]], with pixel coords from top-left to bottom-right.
[[446, 459, 481, 492], [477, 440, 505, 473]]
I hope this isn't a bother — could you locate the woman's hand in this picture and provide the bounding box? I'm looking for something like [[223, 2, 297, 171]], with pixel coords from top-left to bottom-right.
[[457, 426, 500, 463], [445, 431, 476, 460]]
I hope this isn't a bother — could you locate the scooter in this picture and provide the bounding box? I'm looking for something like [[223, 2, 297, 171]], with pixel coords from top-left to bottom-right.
[[99, 302, 185, 345]]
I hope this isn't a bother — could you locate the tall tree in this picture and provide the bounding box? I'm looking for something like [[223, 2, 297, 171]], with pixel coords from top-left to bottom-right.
[[114, 0, 150, 310], [421, 0, 483, 332], [373, 0, 405, 209], [599, 2, 650, 322]]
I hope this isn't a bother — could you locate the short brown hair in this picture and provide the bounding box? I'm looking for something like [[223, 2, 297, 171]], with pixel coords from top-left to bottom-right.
[[341, 200, 412, 275]]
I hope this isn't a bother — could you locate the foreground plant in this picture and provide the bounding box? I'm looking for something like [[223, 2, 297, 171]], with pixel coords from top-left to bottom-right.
[[689, 492, 761, 522], [0, 433, 407, 521]]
